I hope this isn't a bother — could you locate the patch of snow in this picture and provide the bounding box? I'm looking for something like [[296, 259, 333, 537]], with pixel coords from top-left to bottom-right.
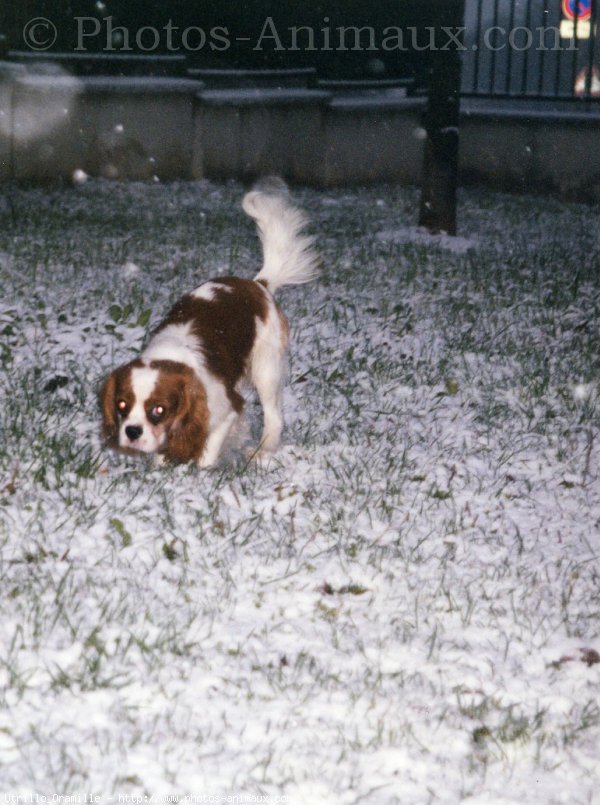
[[377, 226, 479, 253], [0, 180, 598, 803]]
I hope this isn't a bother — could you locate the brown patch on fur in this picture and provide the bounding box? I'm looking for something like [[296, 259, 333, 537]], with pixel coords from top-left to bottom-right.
[[149, 361, 209, 464], [153, 277, 271, 412]]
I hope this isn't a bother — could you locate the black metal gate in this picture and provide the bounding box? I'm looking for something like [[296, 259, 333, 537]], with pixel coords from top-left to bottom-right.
[[462, 0, 600, 102]]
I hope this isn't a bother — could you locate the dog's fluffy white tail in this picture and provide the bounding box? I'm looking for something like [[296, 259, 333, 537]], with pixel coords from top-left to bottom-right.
[[242, 185, 320, 293]]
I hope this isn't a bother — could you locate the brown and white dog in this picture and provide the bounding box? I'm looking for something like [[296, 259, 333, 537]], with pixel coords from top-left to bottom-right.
[[100, 186, 319, 467]]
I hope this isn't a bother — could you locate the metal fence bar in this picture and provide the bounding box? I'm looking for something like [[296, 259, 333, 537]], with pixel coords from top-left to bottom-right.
[[472, 0, 484, 94], [553, 1, 563, 97], [538, 0, 549, 97], [521, 0, 532, 94], [489, 0, 500, 94], [571, 0, 581, 93], [504, 0, 516, 94], [585, 0, 598, 95]]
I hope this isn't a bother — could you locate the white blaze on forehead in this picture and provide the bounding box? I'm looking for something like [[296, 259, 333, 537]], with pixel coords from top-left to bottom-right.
[[191, 281, 233, 301], [129, 365, 159, 416], [119, 364, 162, 452]]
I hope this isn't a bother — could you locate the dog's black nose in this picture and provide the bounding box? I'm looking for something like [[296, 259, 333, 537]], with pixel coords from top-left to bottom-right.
[[125, 425, 143, 442]]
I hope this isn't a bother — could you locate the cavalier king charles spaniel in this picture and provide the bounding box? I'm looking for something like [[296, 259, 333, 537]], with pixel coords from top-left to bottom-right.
[[100, 184, 319, 467]]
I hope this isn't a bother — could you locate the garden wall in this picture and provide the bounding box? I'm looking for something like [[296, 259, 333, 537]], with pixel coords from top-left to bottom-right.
[[0, 65, 599, 201]]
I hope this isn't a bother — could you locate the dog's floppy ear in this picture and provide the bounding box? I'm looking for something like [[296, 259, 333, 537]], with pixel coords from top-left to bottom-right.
[[164, 371, 209, 464], [99, 372, 119, 447]]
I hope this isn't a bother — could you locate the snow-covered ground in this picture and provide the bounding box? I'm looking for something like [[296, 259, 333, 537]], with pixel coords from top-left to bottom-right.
[[0, 180, 599, 803]]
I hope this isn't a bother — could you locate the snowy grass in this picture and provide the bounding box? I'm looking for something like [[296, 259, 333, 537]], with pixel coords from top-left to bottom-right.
[[0, 180, 599, 802]]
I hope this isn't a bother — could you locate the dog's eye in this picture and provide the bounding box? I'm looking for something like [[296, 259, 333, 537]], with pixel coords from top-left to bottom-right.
[[116, 399, 128, 415], [148, 404, 166, 425]]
